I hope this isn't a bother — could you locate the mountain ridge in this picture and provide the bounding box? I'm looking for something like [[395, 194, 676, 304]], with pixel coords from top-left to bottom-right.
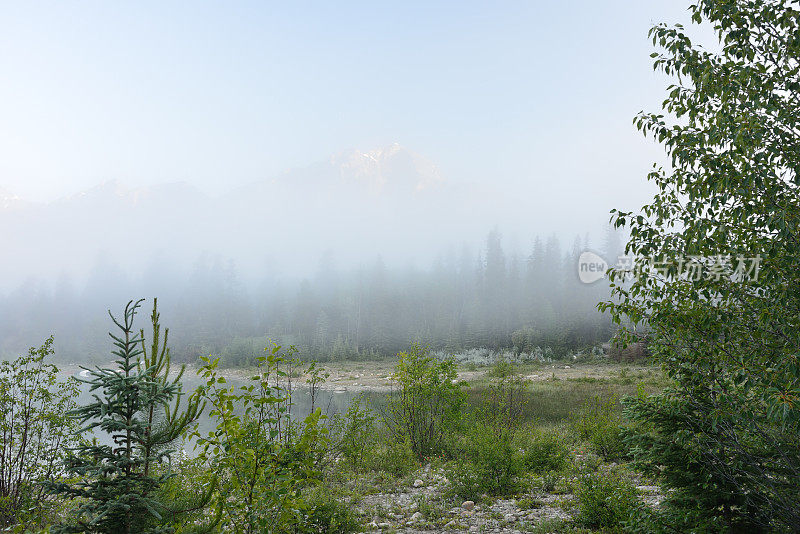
[[1, 144, 445, 210]]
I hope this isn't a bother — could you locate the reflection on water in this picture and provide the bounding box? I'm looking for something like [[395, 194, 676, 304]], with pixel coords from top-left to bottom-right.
[[73, 369, 367, 454]]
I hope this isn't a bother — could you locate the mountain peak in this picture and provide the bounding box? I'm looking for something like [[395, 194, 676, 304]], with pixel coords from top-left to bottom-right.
[[330, 143, 444, 193]]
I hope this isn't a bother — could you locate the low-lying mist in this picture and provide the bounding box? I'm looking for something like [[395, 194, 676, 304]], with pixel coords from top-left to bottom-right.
[[1, 145, 626, 364], [0, 224, 623, 366]]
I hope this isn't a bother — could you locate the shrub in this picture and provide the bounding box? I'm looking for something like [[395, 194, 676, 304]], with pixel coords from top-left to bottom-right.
[[448, 424, 522, 500], [531, 471, 561, 494], [331, 393, 377, 471], [486, 354, 516, 378], [282, 493, 359, 534], [520, 429, 572, 473], [480, 363, 528, 440], [572, 394, 628, 461], [383, 344, 464, 460], [194, 342, 327, 533], [0, 337, 79, 530], [574, 468, 638, 530], [367, 437, 418, 477], [623, 391, 776, 532], [413, 494, 445, 523], [621, 502, 727, 534], [516, 496, 544, 510], [608, 340, 650, 363]]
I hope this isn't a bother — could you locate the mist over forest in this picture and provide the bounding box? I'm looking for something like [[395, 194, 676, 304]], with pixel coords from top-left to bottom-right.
[[0, 222, 623, 366], [4, 1, 799, 532], [1, 144, 625, 365]]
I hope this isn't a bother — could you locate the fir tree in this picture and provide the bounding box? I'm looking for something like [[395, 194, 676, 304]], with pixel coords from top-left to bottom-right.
[[137, 299, 218, 532], [138, 298, 204, 477], [51, 300, 206, 534]]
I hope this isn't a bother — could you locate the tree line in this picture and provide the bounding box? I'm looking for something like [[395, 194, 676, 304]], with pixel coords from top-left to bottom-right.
[[0, 228, 623, 366]]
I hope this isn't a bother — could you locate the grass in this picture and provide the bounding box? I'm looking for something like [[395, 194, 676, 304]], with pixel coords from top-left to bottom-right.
[[315, 361, 667, 533], [464, 373, 665, 424]]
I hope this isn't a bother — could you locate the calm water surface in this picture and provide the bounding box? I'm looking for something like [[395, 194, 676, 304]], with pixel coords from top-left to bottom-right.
[[71, 367, 367, 453]]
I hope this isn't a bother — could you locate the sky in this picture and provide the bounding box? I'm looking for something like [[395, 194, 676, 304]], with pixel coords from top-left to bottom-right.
[[0, 1, 714, 209]]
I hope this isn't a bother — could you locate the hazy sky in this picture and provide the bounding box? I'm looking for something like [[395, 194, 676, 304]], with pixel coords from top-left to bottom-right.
[[0, 1, 712, 207]]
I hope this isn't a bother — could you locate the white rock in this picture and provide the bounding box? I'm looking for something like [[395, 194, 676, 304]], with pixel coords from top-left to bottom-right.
[[462, 500, 475, 511], [410, 511, 423, 522], [413, 479, 424, 487]]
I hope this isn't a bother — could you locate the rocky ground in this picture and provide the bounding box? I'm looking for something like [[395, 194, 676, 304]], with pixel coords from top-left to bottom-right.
[[200, 360, 656, 393], [349, 463, 663, 533]]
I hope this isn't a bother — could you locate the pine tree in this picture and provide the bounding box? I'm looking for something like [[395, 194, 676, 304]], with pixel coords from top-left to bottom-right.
[[137, 299, 218, 532], [50, 300, 202, 534], [138, 298, 203, 478]]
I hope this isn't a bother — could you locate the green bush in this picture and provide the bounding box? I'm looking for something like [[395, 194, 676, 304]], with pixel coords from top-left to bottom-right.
[[383, 344, 464, 460], [599, 0, 800, 530], [194, 343, 326, 533], [572, 394, 628, 461], [480, 367, 528, 437], [368, 438, 418, 477], [574, 468, 638, 530], [486, 354, 516, 378], [448, 424, 522, 500], [623, 392, 776, 532], [331, 393, 377, 471], [520, 429, 572, 473], [588, 424, 626, 461], [283, 496, 359, 534], [0, 337, 79, 530], [531, 471, 561, 494], [620, 496, 737, 534], [516, 496, 544, 510]]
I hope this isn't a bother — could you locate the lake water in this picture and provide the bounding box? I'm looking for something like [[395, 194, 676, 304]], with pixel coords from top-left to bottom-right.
[[72, 368, 365, 453]]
